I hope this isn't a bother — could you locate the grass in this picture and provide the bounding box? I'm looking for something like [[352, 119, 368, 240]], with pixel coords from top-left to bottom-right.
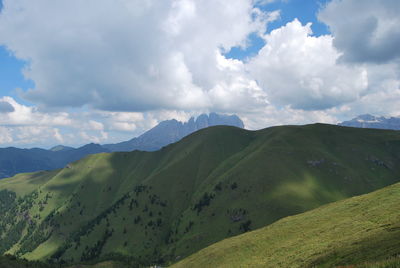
[[0, 170, 59, 197], [172, 181, 400, 268], [0, 124, 400, 266], [355, 257, 400, 268]]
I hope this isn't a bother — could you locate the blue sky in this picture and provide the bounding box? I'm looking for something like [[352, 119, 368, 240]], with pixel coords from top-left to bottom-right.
[[0, 47, 34, 104], [0, 0, 399, 148], [226, 0, 330, 60], [263, 0, 330, 35]]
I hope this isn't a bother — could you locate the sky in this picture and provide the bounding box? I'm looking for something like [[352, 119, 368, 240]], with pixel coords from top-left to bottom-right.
[[0, 0, 399, 148]]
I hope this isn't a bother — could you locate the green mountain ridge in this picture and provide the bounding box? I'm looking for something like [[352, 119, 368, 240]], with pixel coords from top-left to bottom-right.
[[172, 179, 400, 268], [1, 124, 400, 266]]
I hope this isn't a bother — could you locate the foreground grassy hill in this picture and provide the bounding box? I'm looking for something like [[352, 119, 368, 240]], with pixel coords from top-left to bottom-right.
[[1, 124, 400, 266], [172, 181, 400, 268]]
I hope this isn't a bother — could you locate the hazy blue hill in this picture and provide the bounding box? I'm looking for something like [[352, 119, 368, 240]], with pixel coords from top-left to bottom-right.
[[1, 124, 400, 266], [0, 147, 55, 179], [0, 144, 109, 179], [339, 114, 400, 130]]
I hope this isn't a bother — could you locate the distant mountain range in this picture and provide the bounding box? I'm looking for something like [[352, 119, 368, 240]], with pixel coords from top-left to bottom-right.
[[339, 114, 400, 130], [0, 113, 244, 178]]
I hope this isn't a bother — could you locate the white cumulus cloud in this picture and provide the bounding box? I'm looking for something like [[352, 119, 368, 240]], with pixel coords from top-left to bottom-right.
[[246, 19, 368, 110]]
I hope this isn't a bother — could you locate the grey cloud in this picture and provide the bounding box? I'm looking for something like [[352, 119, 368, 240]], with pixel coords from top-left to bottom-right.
[[0, 101, 14, 113], [319, 0, 400, 64]]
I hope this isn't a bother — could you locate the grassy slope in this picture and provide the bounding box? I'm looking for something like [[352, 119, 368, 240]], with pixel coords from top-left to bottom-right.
[[1, 124, 400, 265], [172, 181, 400, 268], [0, 170, 59, 197]]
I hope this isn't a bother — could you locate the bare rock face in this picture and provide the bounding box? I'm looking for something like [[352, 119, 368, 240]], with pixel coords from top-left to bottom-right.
[[103, 113, 244, 152], [339, 114, 400, 130]]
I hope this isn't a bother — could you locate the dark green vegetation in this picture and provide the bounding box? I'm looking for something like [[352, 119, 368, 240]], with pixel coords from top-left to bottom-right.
[[173, 181, 400, 268], [1, 124, 400, 266], [0, 255, 122, 268], [0, 254, 54, 268]]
